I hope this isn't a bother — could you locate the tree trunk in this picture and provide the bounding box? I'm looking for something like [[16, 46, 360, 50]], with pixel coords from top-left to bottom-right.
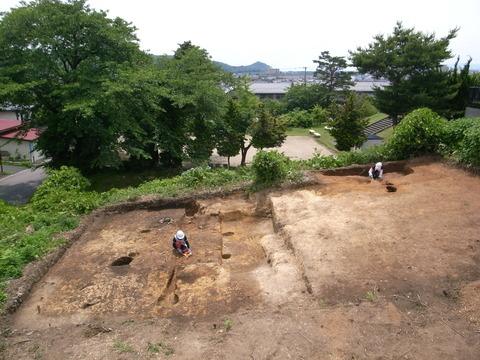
[[227, 156, 230, 168], [240, 144, 251, 166]]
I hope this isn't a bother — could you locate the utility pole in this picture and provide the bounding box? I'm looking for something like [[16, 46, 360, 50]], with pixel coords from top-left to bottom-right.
[[303, 67, 307, 85]]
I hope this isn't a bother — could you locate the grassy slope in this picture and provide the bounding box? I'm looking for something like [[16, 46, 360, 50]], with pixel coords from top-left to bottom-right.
[[377, 126, 394, 141], [365, 113, 389, 125], [286, 126, 337, 152]]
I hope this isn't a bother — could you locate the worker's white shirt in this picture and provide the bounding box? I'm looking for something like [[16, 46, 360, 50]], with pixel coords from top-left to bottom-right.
[[369, 162, 383, 178]]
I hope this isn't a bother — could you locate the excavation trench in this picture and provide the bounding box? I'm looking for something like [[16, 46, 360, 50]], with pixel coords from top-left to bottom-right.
[[11, 194, 309, 328]]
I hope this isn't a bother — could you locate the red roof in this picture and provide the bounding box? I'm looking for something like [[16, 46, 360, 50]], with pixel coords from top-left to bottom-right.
[[1, 128, 40, 141], [0, 119, 21, 132]]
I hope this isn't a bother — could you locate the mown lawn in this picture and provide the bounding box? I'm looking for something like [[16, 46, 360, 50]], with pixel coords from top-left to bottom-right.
[[377, 125, 394, 141], [365, 113, 389, 125], [286, 126, 337, 152]]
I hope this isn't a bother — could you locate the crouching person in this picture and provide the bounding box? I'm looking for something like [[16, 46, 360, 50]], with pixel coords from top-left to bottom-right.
[[369, 162, 384, 180], [172, 230, 192, 257]]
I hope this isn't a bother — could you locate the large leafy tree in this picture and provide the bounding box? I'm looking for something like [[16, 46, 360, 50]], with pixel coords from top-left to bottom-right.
[[313, 51, 353, 93], [154, 42, 231, 167], [350, 22, 458, 124], [215, 80, 286, 166], [328, 93, 368, 151], [0, 0, 149, 170], [282, 83, 329, 112]]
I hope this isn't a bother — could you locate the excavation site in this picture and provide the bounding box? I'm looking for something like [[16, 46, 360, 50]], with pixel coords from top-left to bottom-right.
[[3, 160, 480, 359]]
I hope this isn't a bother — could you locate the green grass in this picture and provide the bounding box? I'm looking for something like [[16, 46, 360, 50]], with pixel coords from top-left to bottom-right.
[[113, 340, 135, 353], [224, 318, 233, 332], [377, 125, 394, 141], [286, 126, 337, 152], [364, 112, 388, 125], [147, 342, 174, 356]]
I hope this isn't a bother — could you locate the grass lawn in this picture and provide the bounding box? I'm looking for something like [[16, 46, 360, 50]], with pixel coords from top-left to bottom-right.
[[377, 126, 394, 141], [88, 167, 182, 192], [365, 113, 388, 125], [286, 126, 337, 152]]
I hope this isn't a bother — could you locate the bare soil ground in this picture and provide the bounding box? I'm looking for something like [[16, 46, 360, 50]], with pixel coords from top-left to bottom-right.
[[2, 162, 480, 359], [210, 135, 333, 166]]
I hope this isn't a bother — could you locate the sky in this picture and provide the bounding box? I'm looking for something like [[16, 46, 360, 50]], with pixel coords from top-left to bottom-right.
[[1, 0, 479, 70]]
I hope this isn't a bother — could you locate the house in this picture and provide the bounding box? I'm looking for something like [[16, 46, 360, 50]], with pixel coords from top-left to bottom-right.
[[0, 119, 43, 163], [0, 105, 30, 121]]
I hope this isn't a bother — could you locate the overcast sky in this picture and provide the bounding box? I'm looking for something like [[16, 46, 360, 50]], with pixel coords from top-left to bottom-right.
[[1, 0, 479, 70]]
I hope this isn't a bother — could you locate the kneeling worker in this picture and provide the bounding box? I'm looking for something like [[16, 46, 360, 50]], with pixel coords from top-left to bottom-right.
[[172, 230, 192, 257], [369, 162, 384, 180]]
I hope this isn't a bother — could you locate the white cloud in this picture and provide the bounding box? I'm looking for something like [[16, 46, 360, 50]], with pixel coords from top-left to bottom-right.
[[1, 0, 479, 69]]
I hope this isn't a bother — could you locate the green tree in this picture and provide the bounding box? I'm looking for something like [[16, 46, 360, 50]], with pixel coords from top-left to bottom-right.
[[282, 83, 329, 111], [250, 104, 287, 149], [215, 99, 243, 167], [313, 51, 353, 93], [215, 80, 286, 166], [329, 93, 368, 151], [153, 42, 231, 167], [0, 0, 148, 171], [350, 22, 458, 124], [446, 57, 473, 119]]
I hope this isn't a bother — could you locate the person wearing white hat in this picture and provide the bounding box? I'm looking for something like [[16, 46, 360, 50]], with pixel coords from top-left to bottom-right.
[[172, 230, 192, 256], [368, 162, 384, 180]]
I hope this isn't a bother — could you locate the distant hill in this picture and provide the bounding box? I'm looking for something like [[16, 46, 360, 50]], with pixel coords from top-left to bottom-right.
[[214, 61, 272, 74], [151, 55, 272, 74]]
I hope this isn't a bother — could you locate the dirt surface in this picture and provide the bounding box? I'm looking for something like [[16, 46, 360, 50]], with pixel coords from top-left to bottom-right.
[[210, 135, 333, 166], [3, 161, 480, 359]]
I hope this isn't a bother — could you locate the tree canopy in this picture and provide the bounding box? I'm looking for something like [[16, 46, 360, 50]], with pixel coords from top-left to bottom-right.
[[0, 0, 148, 170], [350, 22, 459, 122], [214, 80, 286, 166], [282, 83, 329, 112], [328, 93, 368, 151], [313, 51, 353, 92]]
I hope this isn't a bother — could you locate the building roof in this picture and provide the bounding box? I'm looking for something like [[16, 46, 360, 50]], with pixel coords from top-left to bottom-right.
[[1, 128, 40, 141], [0, 119, 22, 133], [249, 82, 292, 94], [249, 81, 390, 95], [349, 81, 389, 93]]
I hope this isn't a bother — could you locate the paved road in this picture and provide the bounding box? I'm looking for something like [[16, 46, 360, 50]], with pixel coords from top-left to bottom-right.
[[0, 164, 29, 177], [0, 167, 47, 204], [210, 135, 333, 166]]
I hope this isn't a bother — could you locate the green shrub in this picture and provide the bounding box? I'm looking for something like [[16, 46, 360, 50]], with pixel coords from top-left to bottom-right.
[[456, 123, 480, 167], [306, 145, 391, 170], [30, 166, 100, 215], [441, 117, 480, 154], [252, 150, 289, 185], [310, 105, 329, 126], [386, 108, 446, 158], [35, 166, 90, 194], [282, 109, 313, 128]]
